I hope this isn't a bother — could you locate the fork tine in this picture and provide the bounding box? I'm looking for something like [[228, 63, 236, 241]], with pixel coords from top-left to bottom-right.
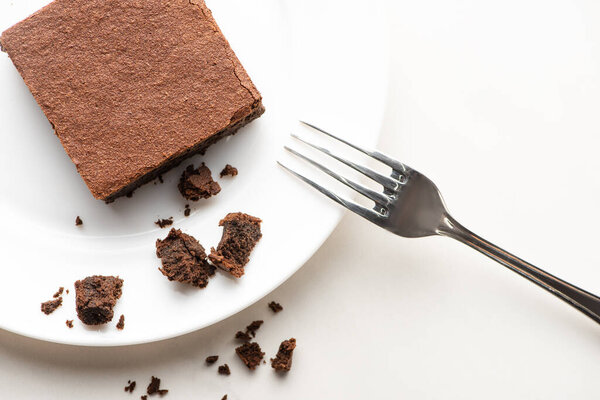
[[284, 146, 390, 206], [290, 134, 400, 191], [300, 121, 406, 172], [277, 162, 385, 223]]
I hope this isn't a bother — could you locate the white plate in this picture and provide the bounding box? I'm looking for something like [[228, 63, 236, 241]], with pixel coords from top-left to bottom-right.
[[0, 0, 388, 345]]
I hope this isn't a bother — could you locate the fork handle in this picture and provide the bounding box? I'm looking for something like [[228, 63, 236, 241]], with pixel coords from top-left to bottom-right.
[[438, 214, 600, 324]]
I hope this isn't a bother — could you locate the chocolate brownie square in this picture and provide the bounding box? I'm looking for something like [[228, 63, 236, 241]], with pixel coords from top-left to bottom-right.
[[0, 0, 263, 201]]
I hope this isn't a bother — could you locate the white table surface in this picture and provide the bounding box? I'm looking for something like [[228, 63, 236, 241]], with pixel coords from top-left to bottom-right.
[[2, 0, 600, 398]]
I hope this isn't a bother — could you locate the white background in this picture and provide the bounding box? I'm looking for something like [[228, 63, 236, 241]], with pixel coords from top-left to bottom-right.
[[2, 0, 600, 398]]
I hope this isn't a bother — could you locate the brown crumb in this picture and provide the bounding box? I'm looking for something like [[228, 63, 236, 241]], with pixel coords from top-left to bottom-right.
[[66, 289, 69, 294], [268, 301, 283, 313], [218, 364, 231, 375], [178, 163, 221, 201], [116, 314, 125, 330], [74, 275, 123, 325], [220, 164, 238, 178], [271, 338, 296, 372], [75, 216, 83, 226], [205, 355, 219, 364], [221, 396, 228, 400], [235, 330, 251, 341], [66, 320, 73, 328], [156, 228, 216, 288], [158, 175, 164, 184], [208, 213, 262, 278], [246, 320, 263, 337], [53, 287, 64, 298], [126, 191, 134, 198], [146, 376, 167, 395], [236, 342, 264, 370], [124, 380, 136, 393], [155, 218, 174, 228], [184, 204, 191, 217], [141, 396, 147, 400], [41, 297, 62, 315]]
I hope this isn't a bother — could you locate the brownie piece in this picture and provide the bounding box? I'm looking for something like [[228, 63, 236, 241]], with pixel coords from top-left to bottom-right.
[[146, 376, 168, 395], [41, 298, 62, 315], [74, 275, 123, 325], [178, 164, 221, 201], [66, 319, 74, 328], [141, 396, 148, 400], [53, 287, 64, 298], [124, 380, 136, 393], [218, 364, 231, 375], [205, 355, 219, 365], [208, 213, 262, 277], [235, 331, 252, 342], [235, 342, 264, 370], [268, 301, 283, 313], [184, 204, 191, 217], [75, 216, 83, 226], [221, 396, 227, 400], [0, 0, 264, 202], [220, 164, 238, 178], [271, 338, 296, 372], [155, 218, 174, 228], [116, 314, 125, 330], [246, 320, 263, 337], [156, 228, 216, 288]]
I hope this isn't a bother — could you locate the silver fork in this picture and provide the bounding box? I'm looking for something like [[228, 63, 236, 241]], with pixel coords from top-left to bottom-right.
[[279, 121, 600, 325]]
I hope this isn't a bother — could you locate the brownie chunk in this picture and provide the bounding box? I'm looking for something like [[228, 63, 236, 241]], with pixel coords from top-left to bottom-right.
[[41, 298, 62, 315], [124, 380, 136, 393], [155, 218, 174, 228], [271, 338, 296, 372], [235, 331, 252, 342], [146, 376, 168, 395], [205, 355, 219, 365], [66, 320, 74, 328], [220, 164, 238, 178], [75, 216, 83, 226], [184, 204, 191, 217], [116, 314, 125, 330], [246, 320, 263, 337], [178, 164, 221, 201], [53, 287, 64, 298], [235, 342, 265, 370], [221, 396, 227, 400], [208, 213, 262, 277], [0, 0, 263, 202], [74, 275, 123, 325], [268, 301, 283, 313], [156, 228, 216, 288], [218, 364, 231, 375]]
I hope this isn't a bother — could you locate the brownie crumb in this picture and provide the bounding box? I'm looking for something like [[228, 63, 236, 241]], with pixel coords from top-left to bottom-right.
[[124, 380, 136, 393], [268, 301, 283, 313], [158, 175, 164, 184], [146, 376, 167, 395], [208, 213, 262, 278], [246, 320, 263, 338], [218, 364, 231, 375], [116, 314, 125, 330], [53, 287, 64, 298], [74, 275, 123, 325], [41, 297, 62, 315], [184, 204, 191, 217], [205, 355, 219, 365], [75, 216, 83, 226], [66, 319, 73, 328], [220, 164, 238, 178], [221, 396, 228, 400], [236, 342, 265, 370], [141, 396, 147, 400], [178, 163, 221, 201], [156, 228, 216, 288], [235, 331, 252, 342], [155, 218, 174, 228], [271, 338, 296, 372], [66, 289, 69, 294], [126, 191, 134, 198]]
